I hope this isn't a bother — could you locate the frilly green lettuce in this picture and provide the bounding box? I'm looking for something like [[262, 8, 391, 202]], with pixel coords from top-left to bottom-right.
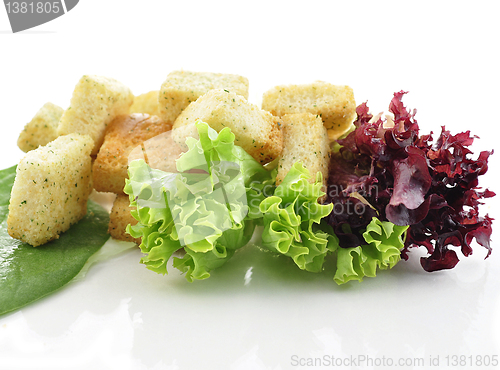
[[259, 162, 336, 273], [124, 121, 408, 284], [332, 217, 408, 284], [124, 121, 273, 281], [258, 162, 407, 283]]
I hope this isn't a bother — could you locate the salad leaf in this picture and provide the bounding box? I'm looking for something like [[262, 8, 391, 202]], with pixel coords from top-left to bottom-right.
[[327, 92, 494, 272], [125, 121, 273, 281], [259, 162, 336, 273], [258, 162, 406, 284], [333, 217, 408, 284], [0, 166, 110, 316]]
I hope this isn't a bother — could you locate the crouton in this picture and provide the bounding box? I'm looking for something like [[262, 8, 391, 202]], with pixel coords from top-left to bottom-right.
[[128, 128, 184, 174], [262, 81, 356, 137], [7, 133, 94, 247], [93, 113, 175, 194], [129, 90, 161, 116], [158, 70, 249, 123], [173, 89, 283, 164], [276, 113, 330, 189], [17, 102, 63, 152], [57, 75, 134, 155], [108, 194, 140, 244]]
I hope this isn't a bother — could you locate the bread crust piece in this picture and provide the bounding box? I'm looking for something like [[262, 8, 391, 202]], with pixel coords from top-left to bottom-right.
[[276, 113, 330, 188], [7, 133, 94, 247], [92, 113, 175, 194], [158, 70, 249, 124], [57, 75, 134, 155], [129, 90, 161, 116], [262, 81, 356, 137], [17, 102, 64, 152], [173, 89, 283, 164], [108, 194, 141, 244]]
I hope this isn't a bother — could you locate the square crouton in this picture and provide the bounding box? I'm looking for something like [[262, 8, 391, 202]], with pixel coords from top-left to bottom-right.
[[129, 90, 161, 116], [128, 127, 184, 175], [92, 113, 176, 194], [276, 113, 330, 188], [173, 89, 283, 164], [7, 133, 94, 247], [108, 194, 141, 244], [158, 70, 249, 124], [17, 102, 64, 152], [262, 81, 356, 138], [57, 75, 134, 155]]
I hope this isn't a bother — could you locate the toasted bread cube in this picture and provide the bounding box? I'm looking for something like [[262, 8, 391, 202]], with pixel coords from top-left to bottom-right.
[[108, 194, 141, 244], [92, 113, 175, 194], [57, 75, 134, 155], [129, 90, 161, 117], [276, 113, 330, 188], [158, 70, 249, 123], [173, 89, 283, 164], [17, 102, 64, 152], [128, 127, 184, 174], [7, 134, 93, 247], [262, 81, 356, 137]]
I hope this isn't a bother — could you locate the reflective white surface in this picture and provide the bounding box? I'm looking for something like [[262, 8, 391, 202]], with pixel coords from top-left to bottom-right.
[[1, 1, 499, 369], [1, 233, 499, 369]]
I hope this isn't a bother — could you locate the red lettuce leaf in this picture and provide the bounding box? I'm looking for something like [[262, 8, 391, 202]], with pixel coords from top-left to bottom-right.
[[386, 146, 432, 225], [327, 91, 494, 272]]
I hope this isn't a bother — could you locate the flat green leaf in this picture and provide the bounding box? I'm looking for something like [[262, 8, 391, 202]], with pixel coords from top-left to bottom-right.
[[0, 165, 110, 316]]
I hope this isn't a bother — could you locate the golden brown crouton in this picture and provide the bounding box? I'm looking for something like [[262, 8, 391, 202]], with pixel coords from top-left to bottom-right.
[[92, 113, 174, 194], [128, 128, 184, 174], [129, 90, 161, 116], [276, 113, 330, 188], [262, 81, 356, 137], [17, 102, 63, 152], [57, 75, 134, 155], [158, 70, 249, 123], [7, 133, 94, 247], [173, 89, 283, 164], [108, 194, 140, 244]]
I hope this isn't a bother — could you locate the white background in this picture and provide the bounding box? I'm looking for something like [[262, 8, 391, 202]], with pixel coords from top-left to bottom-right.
[[1, 1, 499, 369]]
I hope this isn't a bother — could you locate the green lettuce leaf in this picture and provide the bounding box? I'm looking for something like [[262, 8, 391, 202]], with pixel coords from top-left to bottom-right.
[[0, 165, 110, 316], [259, 162, 336, 273], [333, 217, 408, 284], [125, 121, 273, 281]]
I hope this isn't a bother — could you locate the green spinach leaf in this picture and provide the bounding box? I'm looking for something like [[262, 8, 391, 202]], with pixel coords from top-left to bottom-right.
[[0, 165, 110, 316]]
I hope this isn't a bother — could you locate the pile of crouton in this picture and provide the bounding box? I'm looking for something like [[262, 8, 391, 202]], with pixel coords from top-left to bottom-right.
[[8, 70, 356, 247]]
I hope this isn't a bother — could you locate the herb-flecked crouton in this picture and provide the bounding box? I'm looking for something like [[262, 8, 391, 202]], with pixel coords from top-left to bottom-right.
[[129, 90, 161, 117], [262, 81, 356, 138], [158, 70, 249, 124], [93, 113, 174, 194], [108, 194, 141, 244], [173, 89, 283, 164], [276, 113, 330, 189], [17, 102, 63, 152], [57, 75, 134, 155], [7, 133, 94, 247]]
